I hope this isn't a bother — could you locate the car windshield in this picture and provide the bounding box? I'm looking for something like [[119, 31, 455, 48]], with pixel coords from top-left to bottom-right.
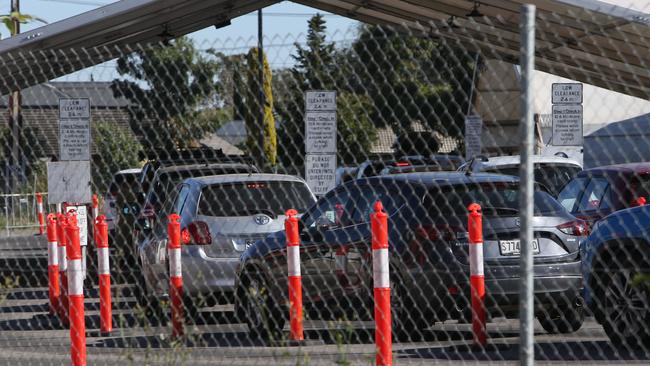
[[427, 182, 567, 217], [485, 164, 581, 196], [198, 181, 314, 217]]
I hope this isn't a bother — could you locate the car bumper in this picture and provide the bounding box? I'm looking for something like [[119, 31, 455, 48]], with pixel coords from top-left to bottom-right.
[[182, 248, 239, 297]]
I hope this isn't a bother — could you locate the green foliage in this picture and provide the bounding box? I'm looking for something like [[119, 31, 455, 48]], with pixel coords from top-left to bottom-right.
[[0, 12, 46, 37], [342, 24, 476, 139], [275, 14, 377, 168], [92, 122, 142, 192], [111, 37, 221, 153], [244, 48, 277, 168]]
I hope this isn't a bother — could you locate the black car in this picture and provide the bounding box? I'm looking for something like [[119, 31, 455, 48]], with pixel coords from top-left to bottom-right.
[[235, 172, 586, 340]]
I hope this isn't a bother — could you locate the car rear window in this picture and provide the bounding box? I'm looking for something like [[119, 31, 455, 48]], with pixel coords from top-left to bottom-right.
[[426, 182, 567, 217], [109, 173, 139, 193], [484, 164, 581, 196], [198, 181, 314, 217]]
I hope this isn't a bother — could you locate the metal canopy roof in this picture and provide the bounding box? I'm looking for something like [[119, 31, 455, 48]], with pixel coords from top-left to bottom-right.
[[0, 0, 648, 98]]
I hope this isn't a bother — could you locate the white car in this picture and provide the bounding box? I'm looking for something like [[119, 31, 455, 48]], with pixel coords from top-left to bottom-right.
[[457, 154, 582, 196]]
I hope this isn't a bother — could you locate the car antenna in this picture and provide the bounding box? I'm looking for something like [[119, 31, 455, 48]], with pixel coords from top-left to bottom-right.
[[465, 156, 476, 176]]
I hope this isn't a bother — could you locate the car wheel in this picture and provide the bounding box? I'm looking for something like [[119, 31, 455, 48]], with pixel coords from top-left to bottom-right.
[[538, 301, 584, 334], [132, 261, 166, 325], [240, 271, 284, 341], [391, 275, 429, 342], [600, 268, 650, 348]]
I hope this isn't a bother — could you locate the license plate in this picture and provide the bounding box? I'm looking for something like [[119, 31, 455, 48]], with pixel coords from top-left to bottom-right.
[[499, 239, 540, 256]]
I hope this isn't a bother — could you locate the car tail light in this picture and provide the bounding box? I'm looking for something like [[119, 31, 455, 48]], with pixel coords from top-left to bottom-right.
[[394, 161, 410, 167], [182, 221, 212, 245], [557, 220, 589, 236], [631, 196, 646, 207]]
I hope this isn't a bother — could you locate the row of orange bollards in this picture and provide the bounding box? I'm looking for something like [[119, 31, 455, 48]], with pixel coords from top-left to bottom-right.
[[46, 206, 112, 366]]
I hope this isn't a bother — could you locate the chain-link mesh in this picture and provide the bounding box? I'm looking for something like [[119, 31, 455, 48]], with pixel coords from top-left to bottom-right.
[[0, 5, 649, 365]]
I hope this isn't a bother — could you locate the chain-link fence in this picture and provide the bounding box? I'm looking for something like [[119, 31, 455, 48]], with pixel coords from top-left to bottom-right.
[[0, 4, 649, 365]]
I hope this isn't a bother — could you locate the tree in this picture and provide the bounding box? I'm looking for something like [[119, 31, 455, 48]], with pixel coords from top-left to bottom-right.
[[275, 14, 377, 169], [111, 37, 221, 154], [0, 12, 46, 37], [244, 48, 277, 168], [342, 25, 476, 141], [92, 122, 142, 192]]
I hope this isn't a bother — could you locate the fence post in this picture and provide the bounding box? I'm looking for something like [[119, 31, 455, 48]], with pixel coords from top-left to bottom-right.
[[167, 213, 183, 339], [95, 215, 112, 334], [468, 203, 486, 346], [56, 213, 69, 326], [66, 211, 86, 366], [371, 201, 391, 366], [285, 209, 303, 341], [36, 192, 45, 235], [47, 214, 59, 315], [519, 4, 536, 366]]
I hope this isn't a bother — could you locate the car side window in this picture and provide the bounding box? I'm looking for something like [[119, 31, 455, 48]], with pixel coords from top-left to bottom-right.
[[352, 184, 404, 224], [173, 184, 191, 215], [577, 178, 609, 211], [303, 189, 354, 229], [558, 177, 588, 212]]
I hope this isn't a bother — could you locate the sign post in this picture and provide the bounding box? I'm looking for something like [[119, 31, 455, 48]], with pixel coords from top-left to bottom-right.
[[305, 91, 336, 195], [464, 115, 483, 160], [551, 83, 583, 146]]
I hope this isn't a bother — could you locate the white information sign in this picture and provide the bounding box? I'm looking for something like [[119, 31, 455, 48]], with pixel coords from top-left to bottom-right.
[[66, 205, 88, 247], [59, 98, 91, 161], [305, 154, 336, 196], [552, 83, 583, 104], [47, 161, 92, 204], [305, 91, 337, 111], [305, 111, 337, 153], [552, 105, 583, 146], [464, 115, 483, 160]]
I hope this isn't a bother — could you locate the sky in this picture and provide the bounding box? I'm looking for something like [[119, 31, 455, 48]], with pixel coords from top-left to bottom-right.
[[0, 0, 360, 80]]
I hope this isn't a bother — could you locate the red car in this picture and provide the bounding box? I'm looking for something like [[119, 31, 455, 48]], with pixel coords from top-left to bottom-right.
[[557, 162, 650, 224]]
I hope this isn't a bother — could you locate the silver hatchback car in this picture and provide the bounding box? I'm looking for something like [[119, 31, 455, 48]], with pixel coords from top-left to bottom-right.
[[137, 174, 316, 309]]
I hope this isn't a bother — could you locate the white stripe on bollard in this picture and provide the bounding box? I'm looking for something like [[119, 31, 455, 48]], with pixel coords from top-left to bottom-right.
[[59, 246, 67, 271], [98, 247, 110, 275], [169, 248, 182, 277], [67, 259, 84, 296], [372, 248, 390, 289], [48, 241, 58, 266], [287, 245, 300, 276], [469, 243, 484, 276]]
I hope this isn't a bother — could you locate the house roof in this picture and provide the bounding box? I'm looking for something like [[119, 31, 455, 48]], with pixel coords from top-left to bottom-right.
[[0, 81, 129, 108]]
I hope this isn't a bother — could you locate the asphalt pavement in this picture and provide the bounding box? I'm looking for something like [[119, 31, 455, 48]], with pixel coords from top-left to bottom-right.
[[1, 233, 650, 365]]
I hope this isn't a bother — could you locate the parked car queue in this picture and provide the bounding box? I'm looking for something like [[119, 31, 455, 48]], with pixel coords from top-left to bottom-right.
[[101, 153, 648, 348]]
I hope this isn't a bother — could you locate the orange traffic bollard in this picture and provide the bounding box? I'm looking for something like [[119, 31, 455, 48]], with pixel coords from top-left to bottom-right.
[[168, 213, 184, 339], [95, 215, 112, 334], [371, 201, 391, 366], [285, 209, 303, 341], [36, 193, 45, 235], [66, 211, 86, 366], [56, 213, 69, 327], [468, 203, 487, 347], [47, 214, 59, 315]]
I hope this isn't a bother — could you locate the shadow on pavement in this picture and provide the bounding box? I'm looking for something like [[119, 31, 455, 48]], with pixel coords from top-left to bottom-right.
[[397, 341, 650, 361]]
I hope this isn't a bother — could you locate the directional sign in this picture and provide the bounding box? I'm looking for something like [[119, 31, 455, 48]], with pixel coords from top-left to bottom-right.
[[47, 161, 92, 204], [305, 91, 336, 111], [59, 98, 91, 161], [464, 115, 483, 160], [305, 111, 337, 153], [305, 154, 336, 195], [552, 105, 583, 146], [552, 83, 583, 104]]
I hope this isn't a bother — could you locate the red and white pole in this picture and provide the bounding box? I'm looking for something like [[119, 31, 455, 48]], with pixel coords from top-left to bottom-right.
[[36, 192, 45, 235], [371, 201, 391, 366], [47, 214, 59, 315], [168, 213, 184, 339], [56, 213, 69, 326], [468, 203, 487, 347], [66, 211, 86, 366], [95, 215, 112, 334], [91, 194, 99, 221], [285, 209, 303, 341]]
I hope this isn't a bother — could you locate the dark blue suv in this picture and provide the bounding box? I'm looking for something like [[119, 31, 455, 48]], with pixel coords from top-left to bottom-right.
[[581, 205, 650, 348], [235, 172, 587, 340]]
